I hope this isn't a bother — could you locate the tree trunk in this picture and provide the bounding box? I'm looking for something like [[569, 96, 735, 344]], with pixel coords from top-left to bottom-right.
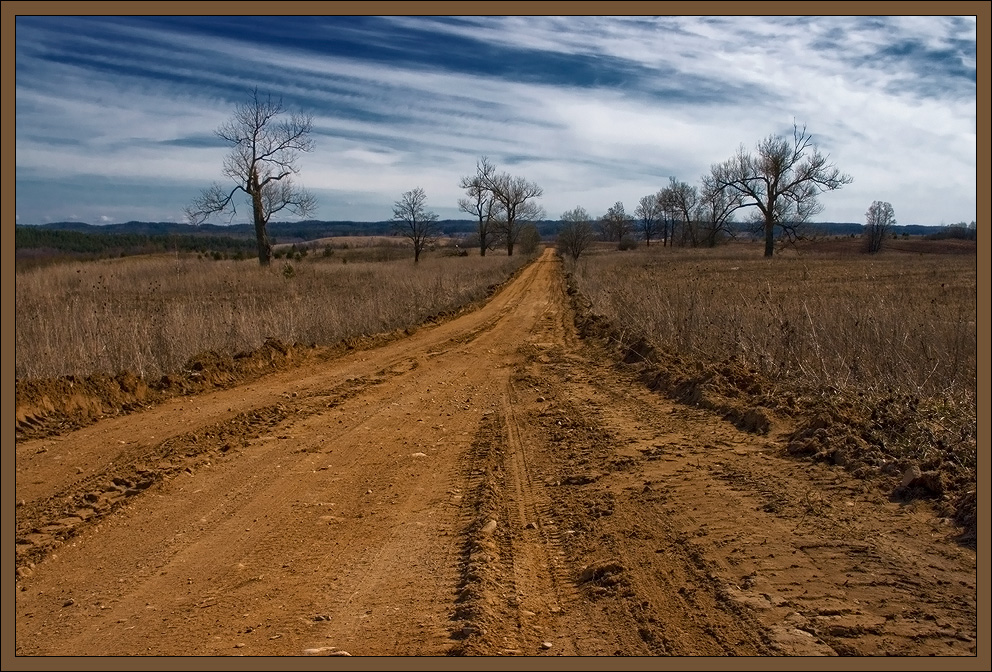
[[763, 217, 775, 257], [251, 175, 272, 266], [253, 210, 272, 266]]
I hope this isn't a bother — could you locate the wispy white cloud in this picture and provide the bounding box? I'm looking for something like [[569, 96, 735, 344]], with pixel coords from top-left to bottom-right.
[[14, 14, 977, 226]]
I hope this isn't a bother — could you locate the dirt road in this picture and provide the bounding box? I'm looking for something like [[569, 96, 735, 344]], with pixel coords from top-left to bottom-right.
[[12, 249, 979, 658]]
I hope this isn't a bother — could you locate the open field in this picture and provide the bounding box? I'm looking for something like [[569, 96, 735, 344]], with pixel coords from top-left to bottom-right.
[[15, 247, 530, 380], [12, 241, 980, 658], [571, 237, 977, 426], [569, 239, 977, 542]]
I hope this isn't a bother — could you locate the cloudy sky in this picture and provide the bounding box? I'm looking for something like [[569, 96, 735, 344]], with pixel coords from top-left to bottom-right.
[[13, 13, 978, 227]]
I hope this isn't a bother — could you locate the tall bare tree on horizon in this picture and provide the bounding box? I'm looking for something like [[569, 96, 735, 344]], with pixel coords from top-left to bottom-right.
[[185, 88, 317, 266], [458, 156, 504, 256], [392, 187, 441, 263], [660, 177, 699, 247], [635, 193, 663, 247], [710, 122, 852, 257], [598, 201, 634, 247], [474, 160, 545, 257], [864, 200, 896, 254], [557, 206, 595, 260], [697, 171, 745, 247]]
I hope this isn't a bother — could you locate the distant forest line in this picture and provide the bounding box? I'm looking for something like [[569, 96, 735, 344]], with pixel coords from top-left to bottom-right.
[[15, 218, 976, 265]]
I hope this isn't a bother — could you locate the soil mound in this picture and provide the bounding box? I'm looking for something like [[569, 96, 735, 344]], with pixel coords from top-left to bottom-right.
[[15, 337, 308, 440]]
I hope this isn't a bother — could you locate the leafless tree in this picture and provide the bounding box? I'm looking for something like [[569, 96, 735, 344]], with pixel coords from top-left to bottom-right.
[[598, 201, 634, 246], [696, 172, 745, 247], [863, 200, 896, 254], [457, 156, 504, 256], [710, 122, 853, 257], [557, 206, 595, 260], [660, 177, 699, 247], [635, 193, 663, 247], [392, 187, 440, 263], [657, 189, 678, 247], [481, 168, 545, 256], [185, 88, 316, 265]]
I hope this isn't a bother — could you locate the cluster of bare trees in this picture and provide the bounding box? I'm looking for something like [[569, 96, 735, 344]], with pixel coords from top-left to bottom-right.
[[633, 175, 744, 250], [597, 201, 634, 245], [558, 201, 639, 260], [457, 156, 546, 257], [555, 122, 853, 259], [188, 89, 853, 265], [557, 206, 596, 260], [391, 156, 547, 262], [559, 175, 740, 258], [186, 89, 549, 266]]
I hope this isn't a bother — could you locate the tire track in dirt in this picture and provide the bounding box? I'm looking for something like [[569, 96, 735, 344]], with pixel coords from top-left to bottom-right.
[[447, 381, 593, 656], [517, 333, 977, 657], [12, 270, 523, 578], [12, 252, 540, 518], [15, 346, 485, 655], [506, 366, 776, 656], [497, 378, 600, 655], [14, 402, 291, 574], [14, 364, 432, 577]]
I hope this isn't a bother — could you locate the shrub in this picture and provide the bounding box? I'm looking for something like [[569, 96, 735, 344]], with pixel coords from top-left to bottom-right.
[[618, 236, 639, 251]]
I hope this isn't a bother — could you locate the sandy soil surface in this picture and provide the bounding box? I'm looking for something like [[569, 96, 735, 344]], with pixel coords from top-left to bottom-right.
[[12, 249, 979, 659]]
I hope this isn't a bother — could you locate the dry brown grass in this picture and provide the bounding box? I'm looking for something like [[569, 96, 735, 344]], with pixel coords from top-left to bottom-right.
[[567, 240, 977, 530], [15, 249, 532, 380], [571, 241, 976, 404]]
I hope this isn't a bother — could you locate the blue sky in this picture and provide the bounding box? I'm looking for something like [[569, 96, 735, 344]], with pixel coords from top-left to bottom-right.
[[13, 12, 979, 227]]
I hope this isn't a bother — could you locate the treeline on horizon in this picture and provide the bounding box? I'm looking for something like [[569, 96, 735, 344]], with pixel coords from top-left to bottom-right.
[[14, 226, 257, 264], [17, 218, 555, 240], [15, 218, 976, 266]]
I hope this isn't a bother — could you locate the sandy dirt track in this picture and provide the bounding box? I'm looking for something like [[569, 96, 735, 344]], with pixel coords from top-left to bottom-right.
[[12, 249, 979, 659]]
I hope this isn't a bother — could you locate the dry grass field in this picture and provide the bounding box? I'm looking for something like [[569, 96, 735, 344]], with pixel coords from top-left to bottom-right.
[[566, 236, 978, 542], [15, 246, 530, 380], [571, 238, 976, 402]]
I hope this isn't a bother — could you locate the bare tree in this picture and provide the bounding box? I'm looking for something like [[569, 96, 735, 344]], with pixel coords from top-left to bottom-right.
[[634, 193, 663, 247], [696, 172, 745, 247], [185, 88, 316, 266], [657, 189, 677, 247], [482, 168, 545, 256], [457, 156, 504, 256], [392, 187, 440, 263], [557, 206, 595, 260], [711, 122, 853, 257], [598, 201, 634, 246], [660, 177, 699, 247], [863, 200, 896, 254]]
